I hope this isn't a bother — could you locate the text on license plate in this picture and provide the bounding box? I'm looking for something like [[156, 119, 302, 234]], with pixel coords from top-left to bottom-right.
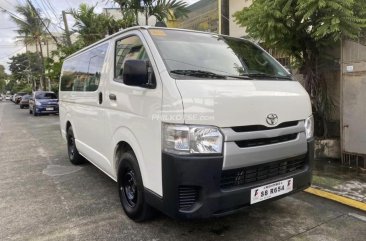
[[250, 178, 293, 204], [46, 107, 54, 111]]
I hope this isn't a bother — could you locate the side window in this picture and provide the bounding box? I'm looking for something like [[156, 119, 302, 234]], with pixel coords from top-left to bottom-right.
[[61, 43, 109, 91], [114, 35, 150, 79]]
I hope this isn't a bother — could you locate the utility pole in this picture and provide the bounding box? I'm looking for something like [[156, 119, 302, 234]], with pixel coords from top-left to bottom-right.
[[62, 11, 72, 46], [219, 0, 230, 35]]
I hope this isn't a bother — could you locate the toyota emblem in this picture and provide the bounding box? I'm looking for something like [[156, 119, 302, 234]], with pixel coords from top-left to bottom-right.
[[266, 114, 278, 126]]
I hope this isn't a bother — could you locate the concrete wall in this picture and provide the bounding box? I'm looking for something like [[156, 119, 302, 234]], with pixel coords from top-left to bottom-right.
[[341, 38, 366, 155], [25, 34, 66, 62]]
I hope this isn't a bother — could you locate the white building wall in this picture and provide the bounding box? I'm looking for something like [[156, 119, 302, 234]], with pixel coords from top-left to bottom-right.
[[103, 8, 156, 26], [25, 33, 64, 61], [229, 0, 252, 37]]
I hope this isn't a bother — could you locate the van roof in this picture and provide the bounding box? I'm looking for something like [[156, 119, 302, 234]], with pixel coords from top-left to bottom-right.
[[64, 26, 233, 61]]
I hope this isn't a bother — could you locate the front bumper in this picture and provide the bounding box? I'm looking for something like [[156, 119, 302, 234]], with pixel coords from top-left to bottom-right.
[[146, 140, 314, 219], [35, 106, 59, 114]]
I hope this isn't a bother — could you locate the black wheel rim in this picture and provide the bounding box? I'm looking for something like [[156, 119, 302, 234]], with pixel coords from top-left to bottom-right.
[[122, 169, 138, 207], [68, 135, 75, 159]]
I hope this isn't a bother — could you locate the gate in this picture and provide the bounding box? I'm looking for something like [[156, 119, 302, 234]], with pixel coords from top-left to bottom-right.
[[341, 37, 366, 168]]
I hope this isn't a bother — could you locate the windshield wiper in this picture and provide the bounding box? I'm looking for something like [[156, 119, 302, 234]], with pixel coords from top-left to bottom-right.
[[170, 70, 227, 79], [244, 73, 292, 80], [170, 70, 252, 80]]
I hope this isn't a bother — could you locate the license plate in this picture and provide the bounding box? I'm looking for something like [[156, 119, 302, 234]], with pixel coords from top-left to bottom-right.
[[46, 107, 54, 111], [250, 178, 293, 204]]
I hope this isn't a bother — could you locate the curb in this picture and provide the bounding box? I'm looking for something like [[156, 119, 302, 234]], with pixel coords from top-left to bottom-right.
[[305, 187, 366, 212]]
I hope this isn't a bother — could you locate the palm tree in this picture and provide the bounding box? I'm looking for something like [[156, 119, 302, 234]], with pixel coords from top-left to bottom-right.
[[115, 0, 142, 26], [70, 4, 130, 46], [10, 3, 49, 90], [145, 0, 189, 24], [70, 4, 105, 46], [114, 0, 189, 25]]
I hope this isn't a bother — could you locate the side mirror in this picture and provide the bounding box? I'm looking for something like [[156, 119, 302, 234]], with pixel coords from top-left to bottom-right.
[[123, 60, 154, 88]]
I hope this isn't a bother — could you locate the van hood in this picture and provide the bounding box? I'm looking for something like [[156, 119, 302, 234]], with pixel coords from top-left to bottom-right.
[[175, 79, 312, 128]]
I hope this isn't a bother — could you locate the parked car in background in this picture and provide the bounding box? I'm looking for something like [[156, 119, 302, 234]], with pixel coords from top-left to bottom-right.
[[5, 95, 11, 100], [11, 94, 17, 102], [19, 94, 31, 109], [14, 92, 27, 104], [29, 91, 59, 116]]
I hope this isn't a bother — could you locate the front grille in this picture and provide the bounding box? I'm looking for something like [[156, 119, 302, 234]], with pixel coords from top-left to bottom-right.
[[178, 186, 200, 211], [235, 133, 298, 148], [220, 155, 306, 189], [232, 121, 299, 132]]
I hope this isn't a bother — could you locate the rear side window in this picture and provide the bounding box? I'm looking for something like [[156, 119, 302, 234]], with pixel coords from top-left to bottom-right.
[[114, 35, 149, 79], [61, 43, 109, 91]]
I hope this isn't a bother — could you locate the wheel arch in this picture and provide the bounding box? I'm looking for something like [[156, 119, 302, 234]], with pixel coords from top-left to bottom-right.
[[112, 127, 146, 186], [61, 111, 75, 140]]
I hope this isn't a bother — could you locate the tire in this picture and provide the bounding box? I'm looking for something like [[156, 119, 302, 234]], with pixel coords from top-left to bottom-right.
[[118, 152, 155, 222], [20, 105, 23, 109], [67, 126, 85, 165], [33, 107, 38, 116]]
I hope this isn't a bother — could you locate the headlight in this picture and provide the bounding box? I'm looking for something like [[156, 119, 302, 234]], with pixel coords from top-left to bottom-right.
[[35, 100, 41, 106], [162, 123, 223, 155], [304, 115, 314, 140]]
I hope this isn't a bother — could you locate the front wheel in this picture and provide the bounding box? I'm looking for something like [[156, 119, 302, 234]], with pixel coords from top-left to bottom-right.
[[67, 126, 84, 165], [118, 152, 155, 222], [33, 107, 38, 116]]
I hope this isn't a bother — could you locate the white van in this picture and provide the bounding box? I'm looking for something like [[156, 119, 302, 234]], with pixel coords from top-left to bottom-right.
[[59, 27, 314, 221]]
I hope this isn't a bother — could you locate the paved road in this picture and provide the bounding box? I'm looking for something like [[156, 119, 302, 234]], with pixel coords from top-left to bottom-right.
[[0, 101, 365, 241]]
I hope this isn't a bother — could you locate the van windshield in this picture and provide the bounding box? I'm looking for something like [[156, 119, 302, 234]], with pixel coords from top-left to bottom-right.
[[149, 29, 291, 80]]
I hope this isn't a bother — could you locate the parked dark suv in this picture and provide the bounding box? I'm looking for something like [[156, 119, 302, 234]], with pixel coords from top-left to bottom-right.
[[29, 91, 59, 116]]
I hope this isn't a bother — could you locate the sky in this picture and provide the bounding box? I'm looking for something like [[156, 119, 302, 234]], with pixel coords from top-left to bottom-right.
[[0, 0, 198, 74]]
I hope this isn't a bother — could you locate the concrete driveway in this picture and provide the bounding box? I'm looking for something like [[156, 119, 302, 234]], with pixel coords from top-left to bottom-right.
[[0, 101, 365, 241]]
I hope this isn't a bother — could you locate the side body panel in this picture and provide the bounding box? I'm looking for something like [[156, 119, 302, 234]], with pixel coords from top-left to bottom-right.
[[59, 42, 113, 177], [104, 30, 165, 195]]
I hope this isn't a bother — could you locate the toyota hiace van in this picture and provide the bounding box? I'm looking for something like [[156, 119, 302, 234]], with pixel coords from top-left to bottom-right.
[[59, 27, 314, 221]]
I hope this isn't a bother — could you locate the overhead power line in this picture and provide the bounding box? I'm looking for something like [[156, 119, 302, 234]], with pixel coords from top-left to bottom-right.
[[0, 27, 18, 29], [26, 0, 59, 46], [0, 47, 26, 61], [33, 0, 59, 33], [0, 6, 29, 26], [44, 0, 59, 20]]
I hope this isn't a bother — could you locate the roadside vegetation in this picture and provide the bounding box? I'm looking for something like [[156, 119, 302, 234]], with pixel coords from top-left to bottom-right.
[[234, 0, 366, 137], [3, 0, 188, 95]]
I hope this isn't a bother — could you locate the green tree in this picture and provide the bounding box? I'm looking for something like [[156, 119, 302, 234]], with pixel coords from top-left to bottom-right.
[[9, 52, 42, 90], [114, 0, 189, 25], [0, 65, 7, 93], [70, 3, 131, 46], [43, 3, 130, 89], [234, 0, 366, 137], [10, 3, 50, 90]]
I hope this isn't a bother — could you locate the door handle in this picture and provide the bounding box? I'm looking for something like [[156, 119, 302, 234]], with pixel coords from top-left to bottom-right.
[[98, 92, 103, 104], [109, 93, 117, 101]]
